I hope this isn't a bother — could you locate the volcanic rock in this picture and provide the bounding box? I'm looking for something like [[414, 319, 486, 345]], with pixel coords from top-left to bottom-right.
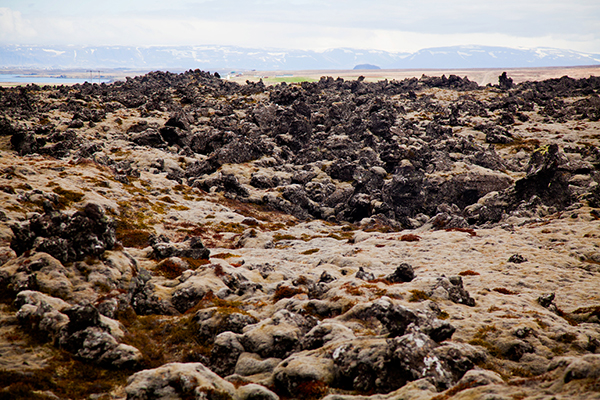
[[1, 69, 600, 399], [125, 362, 237, 400], [10, 202, 116, 263]]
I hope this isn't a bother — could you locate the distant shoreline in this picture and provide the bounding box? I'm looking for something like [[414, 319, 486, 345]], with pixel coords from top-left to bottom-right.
[[2, 65, 599, 87]]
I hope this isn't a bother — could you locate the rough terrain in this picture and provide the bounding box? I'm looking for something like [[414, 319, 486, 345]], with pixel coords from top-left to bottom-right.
[[0, 70, 599, 400]]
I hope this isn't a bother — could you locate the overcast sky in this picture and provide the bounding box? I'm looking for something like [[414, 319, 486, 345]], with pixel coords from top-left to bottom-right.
[[1, 0, 599, 53]]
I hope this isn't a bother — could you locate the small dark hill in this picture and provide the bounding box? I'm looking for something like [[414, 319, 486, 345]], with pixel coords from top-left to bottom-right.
[[354, 64, 381, 70]]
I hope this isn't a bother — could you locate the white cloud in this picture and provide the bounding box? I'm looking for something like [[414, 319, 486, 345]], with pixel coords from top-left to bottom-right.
[[1, 1, 599, 54], [0, 7, 37, 41]]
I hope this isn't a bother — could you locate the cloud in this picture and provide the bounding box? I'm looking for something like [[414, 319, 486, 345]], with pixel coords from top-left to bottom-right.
[[1, 1, 599, 53], [0, 7, 37, 41], [167, 0, 600, 39]]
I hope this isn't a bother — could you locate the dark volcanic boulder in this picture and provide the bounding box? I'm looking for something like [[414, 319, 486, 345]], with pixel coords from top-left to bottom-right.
[[130, 128, 167, 148], [424, 170, 513, 215], [10, 130, 43, 155], [2, 69, 593, 234], [385, 263, 415, 283], [332, 331, 480, 392], [382, 166, 426, 220], [513, 144, 573, 209], [250, 173, 280, 189], [484, 125, 514, 144], [194, 307, 258, 341], [15, 292, 141, 368], [209, 332, 245, 377], [129, 268, 178, 316], [10, 203, 116, 263], [159, 126, 188, 147], [149, 235, 210, 260], [369, 300, 418, 337], [469, 144, 577, 223], [499, 72, 514, 90], [193, 173, 250, 197], [433, 276, 476, 306]]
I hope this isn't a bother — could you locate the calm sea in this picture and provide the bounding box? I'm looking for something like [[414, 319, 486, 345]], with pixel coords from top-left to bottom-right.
[[0, 74, 111, 85]]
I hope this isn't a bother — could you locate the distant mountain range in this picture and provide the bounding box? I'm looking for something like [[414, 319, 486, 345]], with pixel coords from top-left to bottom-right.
[[1, 45, 600, 71]]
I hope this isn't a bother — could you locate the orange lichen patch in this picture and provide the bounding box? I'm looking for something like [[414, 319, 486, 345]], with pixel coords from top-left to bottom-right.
[[157, 196, 176, 204], [293, 275, 312, 286], [474, 324, 497, 338], [227, 375, 251, 389], [273, 233, 297, 242], [301, 248, 320, 255], [214, 222, 245, 234], [459, 270, 480, 276], [339, 282, 389, 299], [445, 227, 477, 236], [155, 259, 188, 279], [554, 307, 579, 326], [583, 257, 600, 265], [0, 355, 131, 400], [363, 220, 401, 233], [273, 286, 306, 302], [171, 184, 192, 193], [571, 305, 600, 316], [119, 313, 211, 369], [113, 201, 157, 248], [163, 221, 239, 249], [180, 291, 251, 319], [293, 380, 329, 400], [117, 228, 152, 248], [367, 278, 393, 286], [502, 137, 541, 153], [408, 289, 430, 302], [211, 252, 241, 259], [400, 234, 421, 242], [467, 325, 502, 358], [363, 285, 389, 299], [341, 282, 364, 296], [219, 195, 297, 224], [212, 264, 226, 277], [180, 257, 210, 269], [52, 186, 85, 209], [230, 262, 243, 267], [535, 318, 548, 329], [327, 232, 354, 240], [264, 222, 286, 230], [493, 288, 518, 295], [15, 183, 33, 190], [430, 380, 481, 400], [165, 221, 207, 236]]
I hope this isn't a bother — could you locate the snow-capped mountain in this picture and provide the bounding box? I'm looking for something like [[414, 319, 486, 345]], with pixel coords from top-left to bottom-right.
[[393, 46, 600, 69], [1, 45, 599, 70]]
